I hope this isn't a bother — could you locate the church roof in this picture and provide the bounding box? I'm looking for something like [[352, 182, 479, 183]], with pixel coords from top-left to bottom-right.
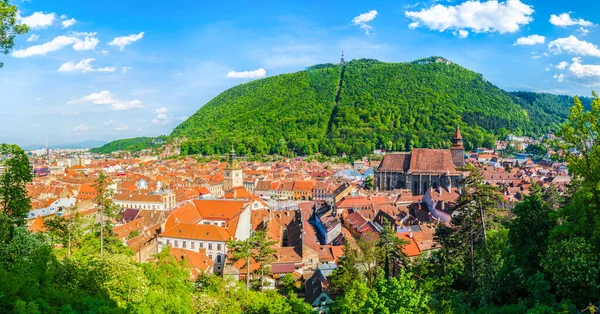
[[409, 149, 459, 174], [377, 149, 462, 174], [377, 152, 411, 172]]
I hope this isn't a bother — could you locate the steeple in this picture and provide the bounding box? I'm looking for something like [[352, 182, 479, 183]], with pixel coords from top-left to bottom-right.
[[228, 146, 239, 169], [452, 124, 463, 148], [451, 124, 465, 167]]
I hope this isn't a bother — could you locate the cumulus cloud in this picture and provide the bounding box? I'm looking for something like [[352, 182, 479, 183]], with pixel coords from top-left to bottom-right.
[[72, 36, 99, 51], [453, 29, 469, 38], [553, 73, 565, 83], [121, 66, 132, 73], [515, 34, 545, 45], [103, 119, 115, 126], [26, 34, 39, 42], [152, 108, 187, 125], [12, 36, 78, 57], [19, 12, 55, 29], [73, 125, 91, 133], [58, 58, 116, 73], [556, 61, 569, 69], [549, 12, 593, 27], [227, 68, 266, 79], [405, 0, 534, 35], [548, 36, 600, 57], [552, 57, 600, 86], [108, 32, 144, 50], [114, 123, 129, 131], [352, 10, 378, 35], [68, 91, 143, 111], [62, 18, 76, 28], [12, 33, 99, 57]]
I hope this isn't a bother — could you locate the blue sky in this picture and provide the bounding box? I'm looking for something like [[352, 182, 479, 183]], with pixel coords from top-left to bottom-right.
[[2, 0, 600, 147]]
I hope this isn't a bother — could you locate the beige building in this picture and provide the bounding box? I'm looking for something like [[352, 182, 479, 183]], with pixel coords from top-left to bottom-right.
[[113, 192, 176, 211]]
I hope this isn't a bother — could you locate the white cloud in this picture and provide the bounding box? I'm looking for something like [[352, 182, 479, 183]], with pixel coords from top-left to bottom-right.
[[453, 29, 469, 38], [227, 68, 266, 79], [26, 34, 39, 42], [108, 32, 144, 50], [12, 35, 78, 57], [121, 66, 132, 73], [152, 108, 187, 125], [73, 125, 91, 133], [58, 58, 116, 73], [549, 13, 593, 27], [12, 33, 99, 57], [68, 90, 143, 110], [35, 97, 44, 101], [352, 10, 378, 35], [72, 36, 99, 51], [405, 0, 534, 35], [136, 128, 143, 132], [19, 12, 55, 29], [61, 111, 80, 116], [62, 18, 76, 28], [579, 27, 590, 36], [114, 123, 129, 131], [556, 61, 569, 69], [553, 73, 565, 82], [60, 14, 68, 19], [532, 55, 540, 59], [515, 34, 545, 45], [103, 119, 115, 126], [550, 57, 600, 86], [548, 36, 600, 57]]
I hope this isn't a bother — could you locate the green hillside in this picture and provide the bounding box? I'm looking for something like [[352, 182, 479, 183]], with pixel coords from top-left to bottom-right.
[[95, 57, 590, 156], [90, 136, 167, 154]]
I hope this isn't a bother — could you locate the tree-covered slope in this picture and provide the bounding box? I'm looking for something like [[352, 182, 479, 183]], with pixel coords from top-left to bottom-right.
[[90, 136, 167, 154], [97, 57, 591, 156]]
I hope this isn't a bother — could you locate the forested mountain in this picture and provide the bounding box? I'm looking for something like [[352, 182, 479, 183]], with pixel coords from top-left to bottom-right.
[[96, 57, 591, 156]]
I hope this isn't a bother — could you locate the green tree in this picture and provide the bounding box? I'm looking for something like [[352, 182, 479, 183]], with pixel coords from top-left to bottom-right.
[[227, 236, 254, 290], [363, 175, 374, 190], [252, 230, 277, 292], [45, 211, 89, 258], [0, 0, 29, 68], [378, 221, 408, 279], [93, 171, 120, 255], [330, 241, 364, 296], [0, 144, 32, 229]]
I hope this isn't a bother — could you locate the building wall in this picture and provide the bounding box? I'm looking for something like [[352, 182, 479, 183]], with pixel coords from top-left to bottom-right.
[[158, 236, 227, 273]]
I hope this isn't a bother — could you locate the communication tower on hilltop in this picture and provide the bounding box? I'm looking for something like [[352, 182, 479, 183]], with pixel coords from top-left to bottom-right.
[[341, 50, 346, 65]]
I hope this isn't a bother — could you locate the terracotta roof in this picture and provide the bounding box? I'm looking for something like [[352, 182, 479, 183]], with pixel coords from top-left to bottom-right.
[[164, 203, 201, 230], [409, 149, 459, 174], [28, 215, 46, 233], [113, 193, 163, 203], [170, 248, 214, 279], [192, 199, 247, 221], [395, 232, 422, 257], [161, 223, 231, 242], [378, 153, 411, 172]]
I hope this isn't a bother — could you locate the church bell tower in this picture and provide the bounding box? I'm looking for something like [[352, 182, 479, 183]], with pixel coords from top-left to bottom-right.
[[224, 147, 243, 191], [451, 125, 466, 167]]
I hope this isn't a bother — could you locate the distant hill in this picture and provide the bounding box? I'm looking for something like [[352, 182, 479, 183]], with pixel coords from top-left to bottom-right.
[[22, 140, 107, 150], [90, 136, 167, 154], [97, 57, 592, 156]]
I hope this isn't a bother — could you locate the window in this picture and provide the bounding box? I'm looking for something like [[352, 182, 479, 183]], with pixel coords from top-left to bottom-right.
[[191, 242, 195, 249], [216, 255, 222, 263], [166, 239, 170, 246], [174, 240, 178, 248], [200, 242, 204, 248], [182, 241, 186, 248], [208, 254, 212, 259], [217, 244, 221, 251], [208, 243, 213, 250]]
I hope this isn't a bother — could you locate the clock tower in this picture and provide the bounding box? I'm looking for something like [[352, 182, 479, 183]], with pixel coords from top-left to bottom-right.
[[224, 148, 243, 191]]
